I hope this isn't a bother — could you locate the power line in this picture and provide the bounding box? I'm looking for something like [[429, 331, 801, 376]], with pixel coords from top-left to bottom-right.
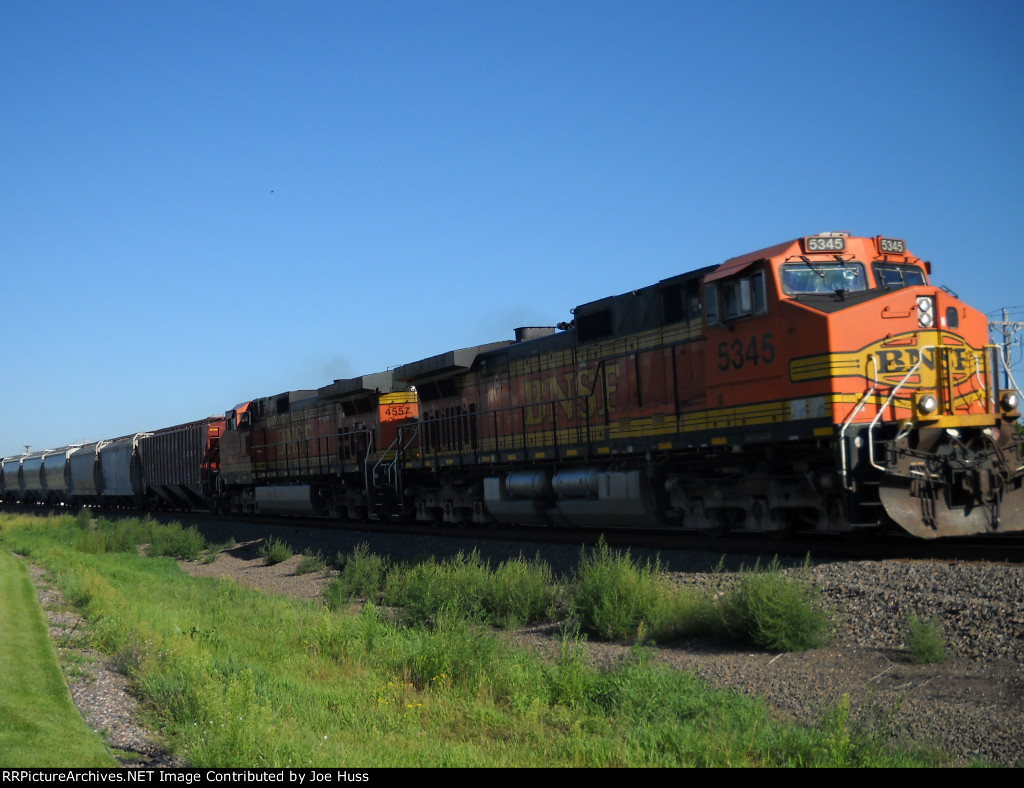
[[989, 306, 1024, 390]]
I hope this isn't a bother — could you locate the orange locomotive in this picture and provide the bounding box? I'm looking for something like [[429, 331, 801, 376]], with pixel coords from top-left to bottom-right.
[[213, 232, 1022, 538], [218, 374, 420, 519]]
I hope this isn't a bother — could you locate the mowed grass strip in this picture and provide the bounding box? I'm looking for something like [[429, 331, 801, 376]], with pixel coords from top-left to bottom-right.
[[0, 549, 117, 767]]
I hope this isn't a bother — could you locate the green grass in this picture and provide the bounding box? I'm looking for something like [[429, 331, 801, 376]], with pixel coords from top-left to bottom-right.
[[0, 514, 950, 767], [63, 514, 206, 561], [0, 547, 117, 767], [327, 544, 557, 630]]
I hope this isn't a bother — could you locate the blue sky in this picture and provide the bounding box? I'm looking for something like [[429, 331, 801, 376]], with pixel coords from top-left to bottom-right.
[[2, 1, 1022, 457]]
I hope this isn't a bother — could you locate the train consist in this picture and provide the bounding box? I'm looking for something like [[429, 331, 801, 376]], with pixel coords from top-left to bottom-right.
[[3, 233, 1022, 539]]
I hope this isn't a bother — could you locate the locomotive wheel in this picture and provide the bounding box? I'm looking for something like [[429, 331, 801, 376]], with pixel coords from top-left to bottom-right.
[[700, 507, 738, 538], [767, 515, 798, 540]]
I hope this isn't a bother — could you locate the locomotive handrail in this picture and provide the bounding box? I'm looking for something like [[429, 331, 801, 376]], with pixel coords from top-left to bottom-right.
[[416, 392, 601, 459], [370, 424, 419, 484], [357, 428, 375, 468], [974, 352, 991, 411], [253, 427, 374, 478], [868, 349, 928, 472], [974, 351, 992, 409], [367, 424, 419, 517], [999, 346, 1022, 400], [359, 427, 376, 493], [839, 354, 880, 490]]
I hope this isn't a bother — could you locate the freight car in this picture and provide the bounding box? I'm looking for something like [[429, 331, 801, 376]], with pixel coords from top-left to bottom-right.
[[3, 417, 224, 511], [5, 233, 1023, 539]]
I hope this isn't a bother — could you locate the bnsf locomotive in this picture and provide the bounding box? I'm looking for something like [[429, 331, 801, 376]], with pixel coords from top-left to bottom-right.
[[4, 233, 1022, 539]]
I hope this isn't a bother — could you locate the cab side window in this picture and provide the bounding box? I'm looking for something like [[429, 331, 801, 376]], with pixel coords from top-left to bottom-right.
[[707, 272, 767, 324]]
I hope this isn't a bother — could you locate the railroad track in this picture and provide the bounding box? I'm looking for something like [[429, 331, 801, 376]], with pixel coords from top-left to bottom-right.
[[9, 502, 1018, 567]]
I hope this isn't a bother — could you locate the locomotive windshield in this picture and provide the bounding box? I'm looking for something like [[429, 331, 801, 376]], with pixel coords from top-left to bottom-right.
[[780, 262, 867, 295], [872, 263, 927, 289]]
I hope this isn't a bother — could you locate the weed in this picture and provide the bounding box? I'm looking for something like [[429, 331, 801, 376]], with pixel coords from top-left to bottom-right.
[[259, 536, 293, 566], [906, 613, 948, 664], [323, 579, 351, 611], [149, 522, 207, 561], [383, 549, 557, 629], [199, 538, 236, 564], [72, 529, 109, 555], [329, 543, 388, 602], [545, 629, 593, 708], [487, 554, 558, 628], [408, 607, 503, 695], [295, 551, 327, 575], [718, 556, 831, 652], [571, 537, 702, 642], [384, 551, 488, 624]]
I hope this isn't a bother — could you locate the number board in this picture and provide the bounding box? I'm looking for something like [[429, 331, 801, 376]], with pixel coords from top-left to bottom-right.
[[877, 237, 906, 255], [804, 236, 846, 253], [379, 391, 419, 422]]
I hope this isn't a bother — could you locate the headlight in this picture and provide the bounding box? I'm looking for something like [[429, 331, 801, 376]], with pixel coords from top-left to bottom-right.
[[1002, 391, 1020, 410], [917, 394, 938, 415], [916, 296, 934, 327]]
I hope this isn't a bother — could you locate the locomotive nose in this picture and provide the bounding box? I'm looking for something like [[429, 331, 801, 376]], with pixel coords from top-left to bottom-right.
[[879, 426, 1024, 538]]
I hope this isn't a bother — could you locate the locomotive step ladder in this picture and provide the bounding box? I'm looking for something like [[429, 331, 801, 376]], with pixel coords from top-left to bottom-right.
[[366, 425, 418, 520]]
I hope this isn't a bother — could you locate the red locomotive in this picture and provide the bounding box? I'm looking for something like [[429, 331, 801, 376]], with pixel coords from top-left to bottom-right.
[[6, 233, 1022, 538]]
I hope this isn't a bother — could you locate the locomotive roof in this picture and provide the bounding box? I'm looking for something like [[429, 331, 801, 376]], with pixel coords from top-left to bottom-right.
[[703, 238, 799, 283], [318, 370, 397, 400], [394, 341, 513, 383]]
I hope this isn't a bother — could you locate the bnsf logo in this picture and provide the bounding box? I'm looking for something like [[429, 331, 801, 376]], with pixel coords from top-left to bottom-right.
[[789, 334, 984, 386], [876, 347, 971, 375]]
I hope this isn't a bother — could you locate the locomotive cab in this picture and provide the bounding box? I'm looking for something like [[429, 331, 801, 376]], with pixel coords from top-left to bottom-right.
[[693, 242, 843, 533], [690, 233, 1024, 537]]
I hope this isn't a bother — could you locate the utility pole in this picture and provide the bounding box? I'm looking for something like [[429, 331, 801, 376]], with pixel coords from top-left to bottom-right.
[[990, 307, 1024, 390]]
